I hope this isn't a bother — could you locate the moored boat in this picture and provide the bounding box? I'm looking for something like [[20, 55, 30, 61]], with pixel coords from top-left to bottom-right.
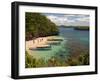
[[29, 44, 51, 50], [47, 38, 63, 41], [47, 41, 61, 45]]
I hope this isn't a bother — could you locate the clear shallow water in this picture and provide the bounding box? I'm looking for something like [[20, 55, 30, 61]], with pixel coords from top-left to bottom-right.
[[29, 27, 89, 60]]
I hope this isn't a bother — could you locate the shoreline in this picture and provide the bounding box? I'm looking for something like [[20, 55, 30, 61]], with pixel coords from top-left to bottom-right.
[[26, 36, 63, 50]]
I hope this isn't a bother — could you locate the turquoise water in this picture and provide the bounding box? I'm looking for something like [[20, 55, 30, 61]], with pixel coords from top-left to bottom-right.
[[59, 27, 89, 46], [29, 27, 89, 60]]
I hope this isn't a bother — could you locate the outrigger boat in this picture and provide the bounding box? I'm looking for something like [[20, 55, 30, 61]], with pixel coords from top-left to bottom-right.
[[47, 38, 64, 41], [29, 44, 51, 50], [46, 41, 61, 45]]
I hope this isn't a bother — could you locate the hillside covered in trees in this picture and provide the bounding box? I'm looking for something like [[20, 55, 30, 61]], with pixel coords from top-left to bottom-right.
[[26, 12, 59, 41]]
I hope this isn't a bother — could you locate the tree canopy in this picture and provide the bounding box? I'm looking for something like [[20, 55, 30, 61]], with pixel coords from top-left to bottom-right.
[[26, 12, 59, 40]]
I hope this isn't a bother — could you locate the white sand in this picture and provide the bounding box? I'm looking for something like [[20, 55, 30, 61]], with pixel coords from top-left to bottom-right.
[[26, 36, 56, 50]]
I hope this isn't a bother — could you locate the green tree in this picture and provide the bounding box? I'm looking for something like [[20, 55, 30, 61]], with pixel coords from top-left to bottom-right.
[[26, 12, 59, 40]]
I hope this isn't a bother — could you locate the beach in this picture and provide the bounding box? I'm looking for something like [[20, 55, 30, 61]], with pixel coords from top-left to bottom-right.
[[26, 36, 63, 50], [25, 36, 65, 59]]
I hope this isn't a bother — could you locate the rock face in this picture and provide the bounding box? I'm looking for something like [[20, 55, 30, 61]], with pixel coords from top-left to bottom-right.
[[25, 12, 59, 41]]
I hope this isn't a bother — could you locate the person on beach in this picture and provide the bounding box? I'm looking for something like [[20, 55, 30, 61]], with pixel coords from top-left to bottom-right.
[[33, 38, 35, 44]]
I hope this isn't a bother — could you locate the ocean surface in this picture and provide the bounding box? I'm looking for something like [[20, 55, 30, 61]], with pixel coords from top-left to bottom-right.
[[29, 27, 89, 60]]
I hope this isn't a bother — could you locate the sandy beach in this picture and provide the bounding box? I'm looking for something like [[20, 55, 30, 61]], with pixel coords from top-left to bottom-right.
[[26, 36, 60, 50]]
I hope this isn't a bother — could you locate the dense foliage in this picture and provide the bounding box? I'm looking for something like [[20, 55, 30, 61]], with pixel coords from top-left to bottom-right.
[[26, 12, 59, 40]]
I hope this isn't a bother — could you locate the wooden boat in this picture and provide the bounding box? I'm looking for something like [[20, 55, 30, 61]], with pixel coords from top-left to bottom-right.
[[29, 44, 51, 50], [47, 38, 63, 41], [47, 41, 61, 45], [37, 45, 51, 48]]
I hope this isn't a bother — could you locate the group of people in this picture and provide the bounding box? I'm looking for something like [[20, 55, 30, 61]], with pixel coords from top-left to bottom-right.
[[33, 38, 44, 44]]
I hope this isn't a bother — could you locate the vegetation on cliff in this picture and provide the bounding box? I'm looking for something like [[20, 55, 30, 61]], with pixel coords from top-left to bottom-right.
[[26, 12, 59, 40]]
